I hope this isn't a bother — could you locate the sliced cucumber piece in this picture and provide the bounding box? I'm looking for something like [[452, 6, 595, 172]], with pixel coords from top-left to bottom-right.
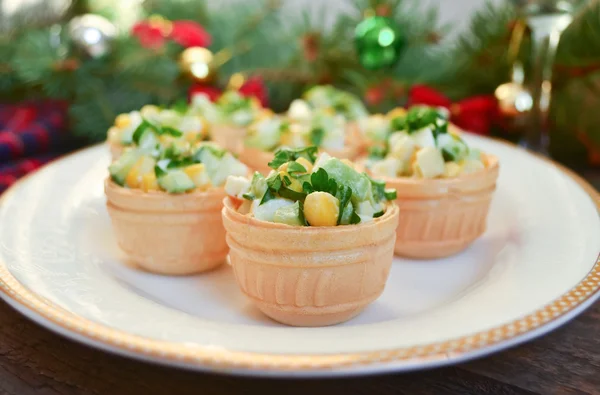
[[250, 172, 267, 199], [138, 128, 159, 151], [338, 201, 354, 225], [158, 170, 195, 194], [273, 201, 304, 226], [109, 149, 141, 185], [120, 128, 135, 145], [319, 157, 370, 201]]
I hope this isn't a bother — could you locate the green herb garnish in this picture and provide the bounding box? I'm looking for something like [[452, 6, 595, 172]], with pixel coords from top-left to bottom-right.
[[278, 186, 307, 201], [268, 146, 318, 169], [384, 188, 397, 200], [287, 161, 307, 174], [161, 126, 184, 138], [310, 127, 325, 146], [336, 185, 352, 225], [373, 210, 384, 218], [259, 188, 275, 205], [154, 159, 170, 177], [350, 211, 361, 224], [171, 99, 188, 114]]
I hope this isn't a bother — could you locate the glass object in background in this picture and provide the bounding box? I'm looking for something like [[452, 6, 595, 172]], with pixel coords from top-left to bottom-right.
[[508, 0, 586, 154]]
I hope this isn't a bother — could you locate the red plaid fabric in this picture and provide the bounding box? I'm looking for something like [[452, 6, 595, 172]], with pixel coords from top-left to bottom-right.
[[0, 100, 70, 193]]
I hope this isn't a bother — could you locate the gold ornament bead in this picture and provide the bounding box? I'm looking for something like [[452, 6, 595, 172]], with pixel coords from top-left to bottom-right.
[[179, 47, 216, 83], [228, 73, 246, 90], [495, 81, 533, 117]]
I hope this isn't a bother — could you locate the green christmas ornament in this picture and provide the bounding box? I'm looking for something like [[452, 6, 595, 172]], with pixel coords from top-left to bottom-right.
[[354, 16, 405, 70]]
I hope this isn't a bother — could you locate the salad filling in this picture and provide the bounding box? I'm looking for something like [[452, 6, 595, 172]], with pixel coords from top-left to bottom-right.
[[290, 85, 368, 122], [224, 147, 396, 226], [244, 110, 346, 153], [109, 142, 247, 193], [365, 106, 486, 179], [107, 104, 209, 149]]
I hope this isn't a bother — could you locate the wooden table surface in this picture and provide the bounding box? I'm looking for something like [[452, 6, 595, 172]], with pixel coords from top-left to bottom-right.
[[0, 298, 599, 395]]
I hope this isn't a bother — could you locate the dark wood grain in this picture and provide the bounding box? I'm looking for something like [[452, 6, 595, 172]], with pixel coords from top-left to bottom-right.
[[0, 299, 598, 395]]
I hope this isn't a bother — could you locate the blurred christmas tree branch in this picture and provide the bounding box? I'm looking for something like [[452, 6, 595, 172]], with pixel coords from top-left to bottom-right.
[[1, 0, 600, 166]]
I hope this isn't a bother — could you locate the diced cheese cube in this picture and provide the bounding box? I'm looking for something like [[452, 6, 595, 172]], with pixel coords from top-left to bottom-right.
[[415, 147, 445, 179], [251, 198, 295, 222], [288, 99, 312, 122], [211, 154, 248, 187], [460, 159, 485, 175], [370, 158, 401, 178], [444, 162, 462, 178], [356, 200, 376, 217], [389, 132, 415, 162], [411, 127, 436, 148], [224, 175, 251, 198]]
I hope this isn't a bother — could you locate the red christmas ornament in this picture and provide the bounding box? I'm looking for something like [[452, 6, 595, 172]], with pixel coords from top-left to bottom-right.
[[132, 18, 211, 49], [365, 85, 386, 106], [408, 85, 498, 135], [188, 84, 222, 102], [170, 20, 212, 48], [131, 21, 167, 49], [239, 76, 269, 107]]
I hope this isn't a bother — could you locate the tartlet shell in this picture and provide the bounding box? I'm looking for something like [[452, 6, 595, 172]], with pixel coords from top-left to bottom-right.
[[221, 197, 400, 327], [105, 179, 228, 275], [373, 155, 500, 259]]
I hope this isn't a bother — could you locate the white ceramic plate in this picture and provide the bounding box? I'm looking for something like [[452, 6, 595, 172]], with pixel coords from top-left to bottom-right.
[[0, 134, 599, 377]]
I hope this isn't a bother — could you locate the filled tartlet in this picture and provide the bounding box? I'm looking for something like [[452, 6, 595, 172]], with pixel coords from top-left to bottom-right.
[[289, 85, 368, 151], [294, 85, 369, 123], [191, 90, 267, 154], [363, 105, 499, 259], [240, 109, 359, 175], [221, 147, 399, 326], [106, 104, 209, 160], [105, 141, 248, 275]]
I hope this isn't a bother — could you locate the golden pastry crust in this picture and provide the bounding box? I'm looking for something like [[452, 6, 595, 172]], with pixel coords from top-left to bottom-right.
[[222, 197, 400, 326]]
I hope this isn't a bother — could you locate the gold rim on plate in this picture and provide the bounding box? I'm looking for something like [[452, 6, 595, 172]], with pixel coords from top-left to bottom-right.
[[0, 140, 598, 371]]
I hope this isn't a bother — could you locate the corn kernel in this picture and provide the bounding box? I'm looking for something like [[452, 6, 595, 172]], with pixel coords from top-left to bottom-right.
[[140, 105, 160, 118], [125, 158, 144, 188], [278, 170, 303, 192], [444, 162, 461, 178], [107, 126, 120, 144], [295, 157, 313, 173], [115, 113, 131, 129], [387, 107, 407, 119], [141, 173, 159, 191], [184, 131, 201, 143], [184, 163, 205, 178], [304, 191, 339, 227]]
